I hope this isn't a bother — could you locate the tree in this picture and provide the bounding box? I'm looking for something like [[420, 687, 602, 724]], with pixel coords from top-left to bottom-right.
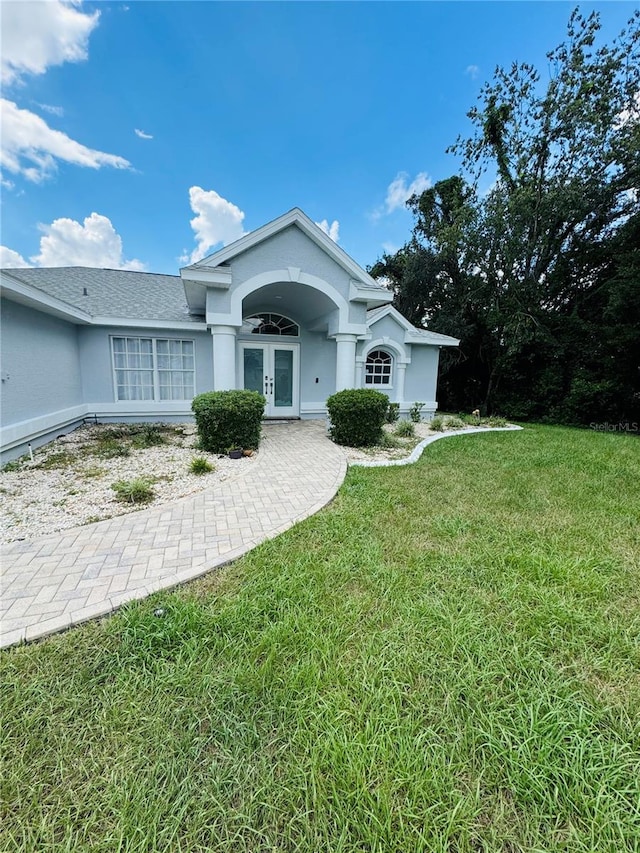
[[371, 9, 640, 423]]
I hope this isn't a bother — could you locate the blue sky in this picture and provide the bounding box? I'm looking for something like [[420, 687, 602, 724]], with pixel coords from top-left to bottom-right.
[[1, 1, 634, 274]]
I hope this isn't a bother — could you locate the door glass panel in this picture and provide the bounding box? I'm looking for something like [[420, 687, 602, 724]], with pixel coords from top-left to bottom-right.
[[274, 349, 293, 407], [243, 348, 264, 395]]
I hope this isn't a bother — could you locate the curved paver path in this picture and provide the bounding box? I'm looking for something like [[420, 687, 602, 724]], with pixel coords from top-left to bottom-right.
[[1, 421, 347, 649]]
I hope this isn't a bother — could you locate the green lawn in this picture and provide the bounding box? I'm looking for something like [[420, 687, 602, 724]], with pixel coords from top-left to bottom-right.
[[2, 425, 639, 852]]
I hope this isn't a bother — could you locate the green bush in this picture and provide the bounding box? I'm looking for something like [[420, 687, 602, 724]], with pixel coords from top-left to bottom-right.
[[191, 390, 265, 454], [326, 389, 389, 447], [430, 416, 445, 432], [445, 416, 467, 430], [409, 401, 425, 422], [385, 402, 400, 423], [111, 478, 155, 504], [190, 456, 214, 475], [395, 419, 415, 437]]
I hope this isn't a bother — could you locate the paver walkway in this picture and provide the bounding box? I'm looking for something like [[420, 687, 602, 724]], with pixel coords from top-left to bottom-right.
[[1, 421, 347, 648]]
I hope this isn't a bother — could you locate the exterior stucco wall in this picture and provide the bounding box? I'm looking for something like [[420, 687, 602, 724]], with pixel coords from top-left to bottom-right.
[[403, 345, 440, 406], [1, 298, 83, 427], [77, 325, 214, 405], [229, 226, 353, 299], [206, 226, 362, 326]]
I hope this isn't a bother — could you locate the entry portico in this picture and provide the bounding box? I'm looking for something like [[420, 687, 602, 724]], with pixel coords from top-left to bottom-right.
[[180, 207, 457, 418]]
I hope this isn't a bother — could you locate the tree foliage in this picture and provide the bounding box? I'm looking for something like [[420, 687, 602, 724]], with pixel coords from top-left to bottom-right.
[[371, 9, 640, 424]]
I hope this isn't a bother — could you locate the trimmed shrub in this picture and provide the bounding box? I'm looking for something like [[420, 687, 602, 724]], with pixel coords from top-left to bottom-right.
[[192, 390, 265, 454], [326, 389, 389, 447], [430, 416, 445, 431]]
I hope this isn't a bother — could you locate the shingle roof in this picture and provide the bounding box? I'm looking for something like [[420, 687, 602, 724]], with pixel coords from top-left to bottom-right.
[[1, 267, 200, 322]]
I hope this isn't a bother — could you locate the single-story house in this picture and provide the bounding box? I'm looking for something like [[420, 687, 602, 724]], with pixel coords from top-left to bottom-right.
[[0, 208, 459, 461]]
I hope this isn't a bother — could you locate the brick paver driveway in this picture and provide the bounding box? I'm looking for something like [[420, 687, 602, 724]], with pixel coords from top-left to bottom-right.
[[1, 421, 347, 648]]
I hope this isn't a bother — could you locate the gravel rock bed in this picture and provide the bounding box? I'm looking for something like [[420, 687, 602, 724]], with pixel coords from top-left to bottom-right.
[[0, 423, 256, 544]]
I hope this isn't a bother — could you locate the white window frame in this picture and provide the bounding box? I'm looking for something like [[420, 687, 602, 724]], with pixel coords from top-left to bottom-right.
[[111, 336, 196, 402], [365, 348, 394, 388]]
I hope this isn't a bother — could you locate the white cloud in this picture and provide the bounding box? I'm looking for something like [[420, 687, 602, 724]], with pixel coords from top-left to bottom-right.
[[29, 212, 145, 270], [315, 219, 340, 242], [0, 246, 29, 268], [385, 172, 431, 213], [382, 241, 400, 255], [371, 172, 432, 221], [1, 0, 99, 85], [614, 91, 640, 129], [1, 99, 131, 182], [134, 128, 153, 140], [465, 64, 480, 80], [186, 187, 246, 263]]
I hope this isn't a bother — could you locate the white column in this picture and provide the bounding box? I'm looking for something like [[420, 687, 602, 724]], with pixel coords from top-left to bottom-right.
[[210, 325, 237, 390], [396, 362, 407, 403], [354, 357, 364, 389], [334, 334, 358, 391]]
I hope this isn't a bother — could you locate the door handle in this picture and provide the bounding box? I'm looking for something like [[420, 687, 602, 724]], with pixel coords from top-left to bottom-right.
[[269, 378, 273, 394], [264, 376, 269, 395]]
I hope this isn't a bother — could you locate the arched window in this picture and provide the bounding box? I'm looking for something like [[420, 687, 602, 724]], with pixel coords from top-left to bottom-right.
[[365, 349, 393, 386], [246, 313, 299, 336]]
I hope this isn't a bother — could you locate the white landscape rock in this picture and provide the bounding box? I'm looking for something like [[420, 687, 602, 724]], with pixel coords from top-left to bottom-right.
[[0, 423, 256, 544]]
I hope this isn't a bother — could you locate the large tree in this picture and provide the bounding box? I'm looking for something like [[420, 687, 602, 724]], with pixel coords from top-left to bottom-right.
[[372, 9, 640, 423]]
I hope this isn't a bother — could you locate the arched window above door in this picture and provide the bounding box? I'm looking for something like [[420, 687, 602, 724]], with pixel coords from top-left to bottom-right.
[[246, 313, 299, 336]]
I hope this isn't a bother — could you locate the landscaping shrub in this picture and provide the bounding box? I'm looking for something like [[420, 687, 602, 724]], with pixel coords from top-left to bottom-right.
[[190, 457, 214, 475], [191, 390, 265, 454], [111, 478, 155, 504], [445, 416, 467, 430], [385, 402, 400, 423], [326, 389, 389, 447], [430, 416, 445, 431], [395, 419, 415, 437], [409, 401, 425, 422]]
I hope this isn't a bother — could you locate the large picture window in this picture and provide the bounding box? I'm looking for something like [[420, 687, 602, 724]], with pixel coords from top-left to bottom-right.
[[112, 337, 195, 401], [365, 349, 393, 386]]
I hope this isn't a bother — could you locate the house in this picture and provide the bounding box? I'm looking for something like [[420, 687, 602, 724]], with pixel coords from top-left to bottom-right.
[[0, 208, 459, 461]]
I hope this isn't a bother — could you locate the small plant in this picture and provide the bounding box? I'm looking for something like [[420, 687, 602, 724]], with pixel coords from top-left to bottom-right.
[[1, 456, 26, 472], [95, 439, 131, 459], [445, 416, 467, 430], [131, 424, 165, 448], [111, 478, 155, 504], [36, 450, 76, 470], [430, 416, 444, 431], [378, 431, 402, 448], [385, 402, 400, 424], [81, 466, 107, 479], [486, 416, 507, 427], [84, 515, 102, 525], [190, 457, 214, 475], [395, 420, 415, 437], [409, 402, 424, 423]]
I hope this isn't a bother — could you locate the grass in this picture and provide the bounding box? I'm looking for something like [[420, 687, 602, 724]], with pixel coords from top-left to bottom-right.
[[1, 425, 639, 852]]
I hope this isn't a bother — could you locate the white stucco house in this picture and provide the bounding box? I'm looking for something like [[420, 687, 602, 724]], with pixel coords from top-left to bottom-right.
[[0, 208, 459, 461]]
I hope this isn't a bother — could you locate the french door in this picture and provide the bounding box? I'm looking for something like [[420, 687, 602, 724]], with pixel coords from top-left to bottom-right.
[[240, 342, 299, 417]]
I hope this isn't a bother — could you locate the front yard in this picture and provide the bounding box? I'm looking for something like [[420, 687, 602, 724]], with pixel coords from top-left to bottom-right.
[[2, 424, 639, 851]]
